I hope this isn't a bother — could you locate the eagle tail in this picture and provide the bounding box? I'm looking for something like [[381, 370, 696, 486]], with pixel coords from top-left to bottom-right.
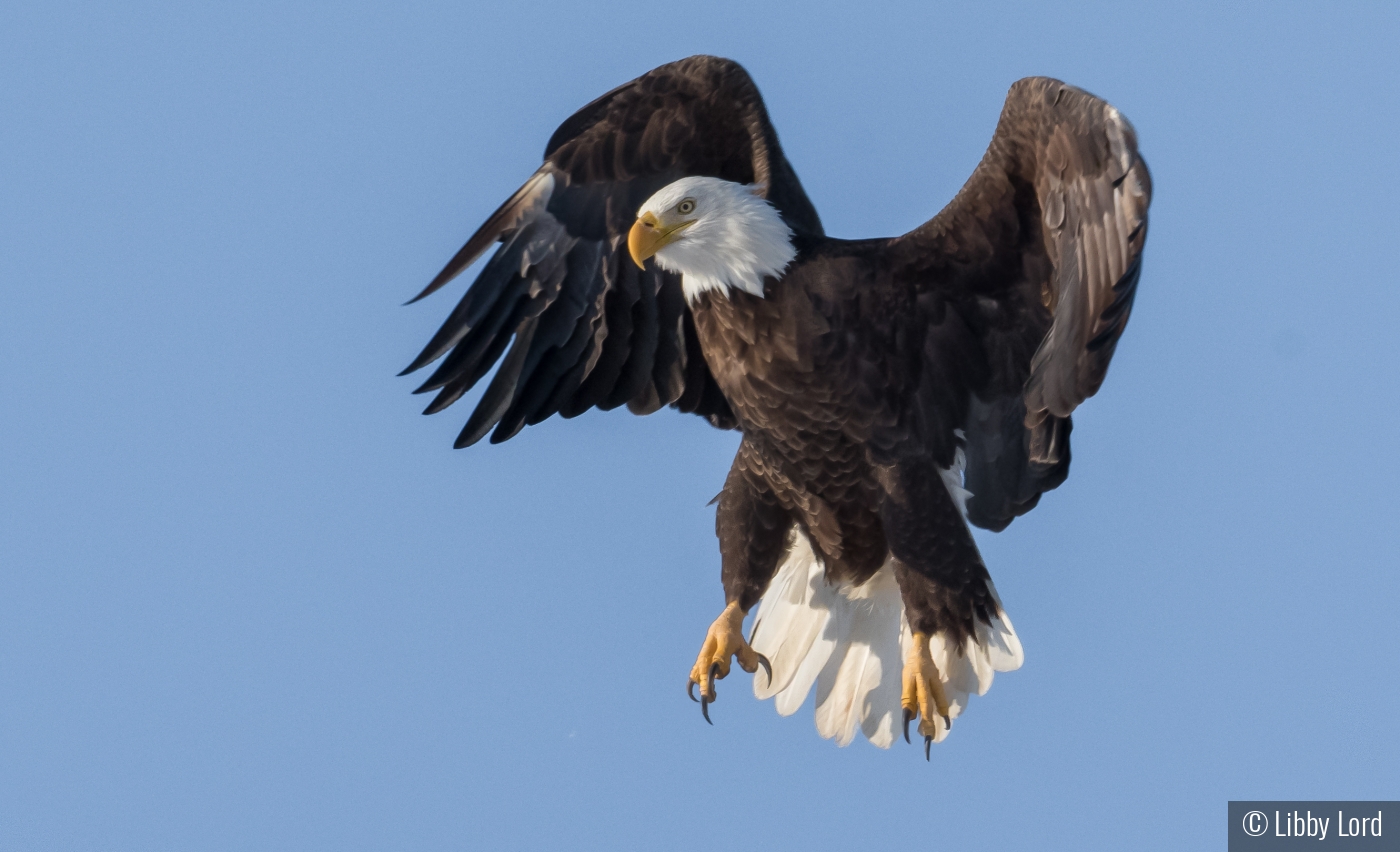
[[750, 528, 1023, 749]]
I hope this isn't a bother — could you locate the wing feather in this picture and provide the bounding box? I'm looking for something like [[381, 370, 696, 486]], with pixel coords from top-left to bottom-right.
[[404, 55, 820, 444], [890, 78, 1151, 530]]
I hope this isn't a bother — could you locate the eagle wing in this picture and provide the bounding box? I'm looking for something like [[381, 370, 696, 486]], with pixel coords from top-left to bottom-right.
[[889, 77, 1152, 530], [403, 55, 823, 447]]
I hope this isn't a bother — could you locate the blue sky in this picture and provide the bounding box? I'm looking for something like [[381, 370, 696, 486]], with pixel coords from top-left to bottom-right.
[[2, 2, 1397, 850]]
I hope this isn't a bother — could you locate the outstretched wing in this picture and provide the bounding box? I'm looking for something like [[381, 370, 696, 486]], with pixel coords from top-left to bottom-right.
[[403, 55, 824, 447], [889, 77, 1152, 530]]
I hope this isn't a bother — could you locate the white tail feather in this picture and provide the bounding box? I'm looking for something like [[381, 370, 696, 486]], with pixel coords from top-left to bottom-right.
[[749, 452, 1023, 749], [751, 532, 841, 716], [811, 565, 906, 747]]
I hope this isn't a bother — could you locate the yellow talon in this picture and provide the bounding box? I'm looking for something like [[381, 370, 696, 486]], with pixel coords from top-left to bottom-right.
[[901, 631, 952, 753], [688, 601, 769, 720]]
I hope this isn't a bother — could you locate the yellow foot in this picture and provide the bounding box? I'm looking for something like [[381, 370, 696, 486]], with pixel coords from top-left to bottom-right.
[[901, 631, 952, 759], [687, 601, 772, 724]]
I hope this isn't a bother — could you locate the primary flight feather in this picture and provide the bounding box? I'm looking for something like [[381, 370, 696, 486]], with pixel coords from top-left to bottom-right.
[[402, 55, 1151, 754]]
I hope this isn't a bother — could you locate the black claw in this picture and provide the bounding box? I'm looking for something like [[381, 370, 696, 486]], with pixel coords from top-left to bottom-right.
[[924, 735, 932, 761], [943, 714, 952, 730], [755, 653, 772, 687], [699, 662, 720, 725], [748, 617, 763, 645], [687, 680, 699, 703], [902, 708, 913, 744]]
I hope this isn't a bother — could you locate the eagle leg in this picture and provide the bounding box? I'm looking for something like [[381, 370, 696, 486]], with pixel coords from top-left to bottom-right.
[[687, 600, 770, 723], [901, 632, 952, 757], [696, 443, 786, 722], [877, 459, 989, 756]]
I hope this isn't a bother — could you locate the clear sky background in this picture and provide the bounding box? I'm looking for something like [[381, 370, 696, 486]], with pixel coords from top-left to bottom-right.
[[3, 2, 1398, 850]]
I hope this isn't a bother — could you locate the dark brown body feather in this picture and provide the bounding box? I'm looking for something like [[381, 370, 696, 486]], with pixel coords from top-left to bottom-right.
[[404, 57, 1151, 644], [697, 242, 999, 642]]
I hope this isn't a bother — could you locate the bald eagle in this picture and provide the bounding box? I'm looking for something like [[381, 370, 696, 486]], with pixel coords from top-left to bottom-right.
[[402, 56, 1151, 756]]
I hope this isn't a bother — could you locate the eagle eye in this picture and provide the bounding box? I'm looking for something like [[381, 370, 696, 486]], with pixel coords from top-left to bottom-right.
[[677, 198, 696, 215]]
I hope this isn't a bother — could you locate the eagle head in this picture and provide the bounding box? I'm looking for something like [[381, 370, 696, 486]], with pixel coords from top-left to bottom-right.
[[628, 176, 796, 303]]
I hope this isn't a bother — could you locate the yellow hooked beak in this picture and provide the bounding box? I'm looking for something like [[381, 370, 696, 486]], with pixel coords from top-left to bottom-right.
[[628, 211, 694, 269]]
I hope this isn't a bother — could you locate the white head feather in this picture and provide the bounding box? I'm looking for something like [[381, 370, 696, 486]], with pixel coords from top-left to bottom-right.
[[636, 176, 796, 302]]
